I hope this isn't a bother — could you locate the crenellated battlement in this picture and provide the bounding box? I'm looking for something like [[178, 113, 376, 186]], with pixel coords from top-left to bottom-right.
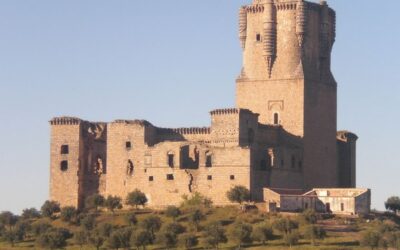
[[50, 117, 82, 126], [210, 108, 256, 116], [157, 127, 211, 135], [246, 5, 265, 13]]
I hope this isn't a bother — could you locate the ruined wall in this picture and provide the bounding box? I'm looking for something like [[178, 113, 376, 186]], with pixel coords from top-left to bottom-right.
[[105, 117, 252, 207]]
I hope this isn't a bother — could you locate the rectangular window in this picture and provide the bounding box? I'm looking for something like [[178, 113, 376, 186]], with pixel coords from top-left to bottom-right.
[[167, 174, 174, 180], [207, 175, 212, 180], [256, 33, 261, 42], [168, 154, 174, 168], [61, 145, 69, 154], [230, 175, 235, 180], [341, 203, 345, 211], [60, 161, 68, 171], [206, 155, 212, 167], [149, 176, 154, 182], [126, 141, 132, 149]]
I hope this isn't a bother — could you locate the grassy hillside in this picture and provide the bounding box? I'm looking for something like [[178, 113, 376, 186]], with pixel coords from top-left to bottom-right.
[[1, 203, 399, 250]]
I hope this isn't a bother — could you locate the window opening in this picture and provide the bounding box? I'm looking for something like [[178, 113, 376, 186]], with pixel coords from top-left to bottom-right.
[[61, 145, 69, 154], [167, 174, 174, 180], [274, 113, 279, 125], [206, 154, 212, 167], [60, 161, 68, 172], [230, 175, 235, 180], [256, 33, 261, 42], [207, 175, 212, 180], [126, 141, 132, 149], [127, 160, 134, 176], [168, 153, 174, 168], [149, 176, 154, 182]]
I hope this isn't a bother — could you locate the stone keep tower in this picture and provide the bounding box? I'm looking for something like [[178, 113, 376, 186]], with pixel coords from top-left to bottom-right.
[[236, 0, 338, 188]]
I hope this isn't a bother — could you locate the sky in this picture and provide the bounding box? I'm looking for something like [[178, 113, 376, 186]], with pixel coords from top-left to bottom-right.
[[0, 0, 399, 214]]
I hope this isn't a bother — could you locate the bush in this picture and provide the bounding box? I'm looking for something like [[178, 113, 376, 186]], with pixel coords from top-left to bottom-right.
[[14, 221, 30, 240], [283, 230, 300, 247], [125, 212, 138, 226], [40, 200, 61, 218], [385, 196, 400, 214], [80, 214, 96, 231], [140, 215, 162, 241], [35, 228, 72, 250], [130, 229, 152, 250], [303, 225, 326, 245], [361, 229, 382, 250], [60, 206, 77, 223], [188, 209, 205, 231], [165, 206, 181, 221], [252, 223, 274, 245], [0, 211, 19, 229], [31, 221, 52, 236], [226, 186, 251, 205], [3, 229, 24, 247], [386, 231, 400, 249], [157, 229, 178, 249], [229, 222, 253, 249], [88, 230, 105, 250], [73, 230, 88, 248], [178, 233, 198, 249], [126, 189, 148, 209], [107, 227, 133, 249], [164, 222, 186, 235], [202, 222, 227, 249], [21, 208, 41, 219], [273, 217, 298, 234], [85, 194, 105, 212], [104, 195, 123, 214], [96, 223, 114, 238], [300, 209, 318, 225], [181, 192, 213, 208]]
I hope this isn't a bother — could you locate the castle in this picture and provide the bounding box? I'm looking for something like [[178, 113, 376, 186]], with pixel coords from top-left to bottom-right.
[[50, 0, 360, 209]]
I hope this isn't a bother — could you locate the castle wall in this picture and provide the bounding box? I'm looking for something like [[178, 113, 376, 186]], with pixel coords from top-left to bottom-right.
[[337, 131, 358, 188], [50, 118, 83, 208]]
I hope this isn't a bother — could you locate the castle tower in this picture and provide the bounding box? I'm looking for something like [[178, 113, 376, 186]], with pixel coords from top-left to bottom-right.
[[236, 0, 338, 188]]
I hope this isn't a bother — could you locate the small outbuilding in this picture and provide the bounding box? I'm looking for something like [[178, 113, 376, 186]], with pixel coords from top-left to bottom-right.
[[263, 188, 371, 215]]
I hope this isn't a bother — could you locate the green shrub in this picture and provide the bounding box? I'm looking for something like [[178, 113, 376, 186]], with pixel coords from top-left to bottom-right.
[[165, 206, 181, 221], [252, 223, 274, 245], [40, 201, 60, 218], [126, 189, 148, 209], [283, 230, 300, 247], [229, 222, 253, 249], [60, 206, 77, 223], [178, 233, 198, 249], [302, 225, 326, 245], [361, 229, 382, 250], [202, 221, 227, 249]]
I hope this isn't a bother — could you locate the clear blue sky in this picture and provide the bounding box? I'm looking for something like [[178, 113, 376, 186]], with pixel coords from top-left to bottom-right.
[[0, 0, 399, 213]]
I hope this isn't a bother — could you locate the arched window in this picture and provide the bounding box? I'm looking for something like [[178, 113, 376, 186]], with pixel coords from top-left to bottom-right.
[[127, 160, 134, 176], [273, 113, 279, 125]]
